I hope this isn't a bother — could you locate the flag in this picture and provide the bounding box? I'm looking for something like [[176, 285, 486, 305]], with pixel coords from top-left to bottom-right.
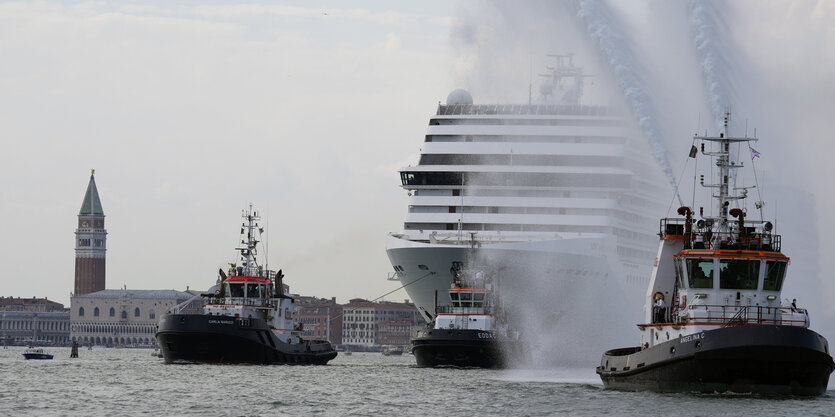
[[750, 147, 761, 159], [688, 145, 697, 158]]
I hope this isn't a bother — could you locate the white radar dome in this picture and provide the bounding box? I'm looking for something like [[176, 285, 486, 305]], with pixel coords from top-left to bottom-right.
[[446, 89, 473, 105]]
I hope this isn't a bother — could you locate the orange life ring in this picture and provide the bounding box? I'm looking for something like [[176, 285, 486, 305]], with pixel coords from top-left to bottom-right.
[[653, 292, 664, 301]]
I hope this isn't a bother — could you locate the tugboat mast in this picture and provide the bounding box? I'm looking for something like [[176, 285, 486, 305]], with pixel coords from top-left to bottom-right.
[[695, 112, 758, 239], [237, 204, 262, 277]]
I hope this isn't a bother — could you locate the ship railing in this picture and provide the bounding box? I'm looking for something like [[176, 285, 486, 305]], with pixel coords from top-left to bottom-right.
[[659, 218, 781, 252], [203, 296, 276, 308], [435, 306, 490, 315], [648, 304, 807, 327], [436, 104, 622, 117]]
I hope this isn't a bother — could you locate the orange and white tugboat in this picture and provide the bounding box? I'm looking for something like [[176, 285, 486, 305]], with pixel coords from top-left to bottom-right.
[[411, 261, 520, 368], [156, 205, 337, 365], [597, 113, 834, 395]]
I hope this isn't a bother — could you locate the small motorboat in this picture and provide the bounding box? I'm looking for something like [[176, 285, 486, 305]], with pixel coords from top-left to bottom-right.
[[23, 347, 54, 360]]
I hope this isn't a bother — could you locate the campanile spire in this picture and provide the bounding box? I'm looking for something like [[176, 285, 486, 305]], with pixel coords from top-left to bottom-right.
[[74, 170, 107, 295]]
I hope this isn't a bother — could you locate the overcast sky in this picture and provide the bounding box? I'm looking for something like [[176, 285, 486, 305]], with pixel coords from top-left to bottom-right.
[[0, 1, 461, 305], [2, 1, 834, 314]]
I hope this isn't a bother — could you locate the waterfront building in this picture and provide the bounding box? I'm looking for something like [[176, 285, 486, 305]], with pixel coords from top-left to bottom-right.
[[0, 297, 70, 345], [70, 289, 194, 347], [0, 296, 66, 312], [296, 296, 342, 343], [376, 318, 415, 347], [341, 299, 423, 347], [75, 170, 107, 295], [67, 171, 197, 347]]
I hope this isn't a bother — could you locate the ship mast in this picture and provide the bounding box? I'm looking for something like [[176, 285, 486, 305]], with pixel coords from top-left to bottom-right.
[[695, 112, 758, 239], [237, 204, 262, 277]]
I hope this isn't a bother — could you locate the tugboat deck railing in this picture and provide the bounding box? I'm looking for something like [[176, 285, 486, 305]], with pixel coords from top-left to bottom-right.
[[435, 306, 490, 315], [659, 218, 781, 251], [639, 304, 807, 328], [204, 297, 277, 308]]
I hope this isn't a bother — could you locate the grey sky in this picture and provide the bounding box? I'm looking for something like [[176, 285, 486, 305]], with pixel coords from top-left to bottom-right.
[[2, 0, 834, 317], [1, 1, 458, 305]]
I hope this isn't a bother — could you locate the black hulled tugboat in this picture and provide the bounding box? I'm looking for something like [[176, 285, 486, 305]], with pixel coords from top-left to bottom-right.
[[597, 113, 834, 395], [412, 262, 520, 368], [156, 205, 337, 365]]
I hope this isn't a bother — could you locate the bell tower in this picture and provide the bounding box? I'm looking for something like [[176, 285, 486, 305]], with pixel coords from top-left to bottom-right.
[[74, 169, 107, 295]]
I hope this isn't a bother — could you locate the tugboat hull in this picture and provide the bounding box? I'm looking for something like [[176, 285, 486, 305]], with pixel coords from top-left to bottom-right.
[[597, 325, 834, 396], [156, 314, 337, 365], [412, 329, 517, 368]]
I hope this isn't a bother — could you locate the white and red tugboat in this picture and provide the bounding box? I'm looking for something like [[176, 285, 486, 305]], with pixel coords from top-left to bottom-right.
[[596, 113, 834, 395], [156, 206, 337, 364], [412, 261, 521, 368]]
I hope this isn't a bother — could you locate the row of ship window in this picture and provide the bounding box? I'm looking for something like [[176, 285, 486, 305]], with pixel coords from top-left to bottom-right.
[[418, 154, 625, 166], [405, 223, 611, 233], [78, 307, 155, 319], [400, 172, 629, 188]]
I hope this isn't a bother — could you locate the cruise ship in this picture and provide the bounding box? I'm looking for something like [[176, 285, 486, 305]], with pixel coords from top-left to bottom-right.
[[386, 56, 671, 358]]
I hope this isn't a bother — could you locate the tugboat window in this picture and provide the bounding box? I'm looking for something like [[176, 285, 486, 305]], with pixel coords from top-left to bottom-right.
[[246, 283, 260, 298], [763, 261, 787, 291], [718, 259, 760, 290], [228, 283, 244, 298], [473, 293, 485, 301], [450, 293, 459, 301], [686, 258, 714, 289]]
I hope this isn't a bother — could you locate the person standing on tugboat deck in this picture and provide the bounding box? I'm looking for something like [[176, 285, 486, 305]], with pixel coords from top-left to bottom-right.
[[654, 296, 666, 323]]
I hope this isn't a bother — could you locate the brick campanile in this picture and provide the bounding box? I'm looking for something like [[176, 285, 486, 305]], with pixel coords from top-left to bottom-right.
[[74, 170, 107, 295]]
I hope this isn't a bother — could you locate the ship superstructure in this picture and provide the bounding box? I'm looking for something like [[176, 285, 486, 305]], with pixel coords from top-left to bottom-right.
[[596, 113, 834, 395], [387, 57, 669, 338]]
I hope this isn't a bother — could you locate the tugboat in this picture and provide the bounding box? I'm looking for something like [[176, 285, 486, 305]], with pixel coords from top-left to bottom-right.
[[596, 113, 834, 395], [22, 347, 54, 360], [156, 205, 337, 365], [412, 262, 520, 368]]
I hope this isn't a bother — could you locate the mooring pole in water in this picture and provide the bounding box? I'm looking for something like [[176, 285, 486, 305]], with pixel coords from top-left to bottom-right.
[[70, 340, 79, 358]]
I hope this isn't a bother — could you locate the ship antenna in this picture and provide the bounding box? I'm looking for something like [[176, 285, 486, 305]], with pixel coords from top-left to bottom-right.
[[528, 50, 533, 106], [748, 132, 766, 221], [264, 212, 269, 276]]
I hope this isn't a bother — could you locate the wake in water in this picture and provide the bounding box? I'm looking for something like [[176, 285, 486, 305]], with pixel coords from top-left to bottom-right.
[[494, 367, 602, 386]]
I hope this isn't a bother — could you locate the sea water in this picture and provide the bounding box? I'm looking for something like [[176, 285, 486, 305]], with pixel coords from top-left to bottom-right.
[[1, 347, 832, 416]]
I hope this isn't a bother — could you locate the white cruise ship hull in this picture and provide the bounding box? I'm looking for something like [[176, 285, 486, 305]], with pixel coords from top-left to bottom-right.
[[387, 234, 647, 363]]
